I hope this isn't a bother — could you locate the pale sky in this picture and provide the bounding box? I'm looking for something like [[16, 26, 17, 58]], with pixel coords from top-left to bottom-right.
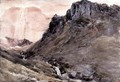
[[39, 0, 120, 5], [1, 0, 120, 17]]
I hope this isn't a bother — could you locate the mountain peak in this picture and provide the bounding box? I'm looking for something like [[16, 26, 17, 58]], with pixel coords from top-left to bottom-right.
[[27, 0, 120, 81], [1, 0, 120, 81]]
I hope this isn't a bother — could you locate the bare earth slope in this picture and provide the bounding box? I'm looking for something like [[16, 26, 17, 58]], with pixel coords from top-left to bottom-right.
[[0, 57, 59, 82], [0, 47, 60, 82]]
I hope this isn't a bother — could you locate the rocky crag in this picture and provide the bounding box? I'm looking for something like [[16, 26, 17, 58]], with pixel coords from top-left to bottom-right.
[[27, 0, 120, 82], [1, 0, 120, 82]]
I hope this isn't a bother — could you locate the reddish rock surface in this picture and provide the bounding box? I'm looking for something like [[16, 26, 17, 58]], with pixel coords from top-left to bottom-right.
[[0, 0, 73, 42]]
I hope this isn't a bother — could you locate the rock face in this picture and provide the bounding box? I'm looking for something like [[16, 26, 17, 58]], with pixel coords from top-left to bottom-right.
[[1, 0, 120, 82], [0, 0, 72, 42], [27, 0, 120, 82], [0, 7, 50, 42]]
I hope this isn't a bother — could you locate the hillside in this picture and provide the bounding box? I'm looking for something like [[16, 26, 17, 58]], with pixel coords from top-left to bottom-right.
[[27, 0, 120, 81], [1, 0, 120, 82]]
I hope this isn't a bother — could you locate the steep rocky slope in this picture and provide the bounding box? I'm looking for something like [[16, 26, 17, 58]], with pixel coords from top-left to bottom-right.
[[0, 47, 60, 82], [1, 0, 120, 82], [0, 57, 59, 82], [26, 0, 120, 82]]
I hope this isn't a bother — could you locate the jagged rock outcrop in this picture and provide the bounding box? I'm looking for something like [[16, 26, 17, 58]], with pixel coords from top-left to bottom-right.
[[27, 0, 120, 82], [0, 37, 32, 51], [5, 37, 32, 47], [1, 0, 120, 82]]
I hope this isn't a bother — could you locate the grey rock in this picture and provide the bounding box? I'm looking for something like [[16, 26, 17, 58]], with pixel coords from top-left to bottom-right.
[[68, 71, 77, 79], [61, 73, 69, 80], [75, 65, 95, 81]]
